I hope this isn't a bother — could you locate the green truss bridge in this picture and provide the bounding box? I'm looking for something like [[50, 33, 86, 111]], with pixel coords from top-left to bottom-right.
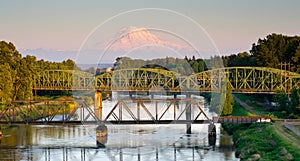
[[4, 66, 299, 140], [34, 67, 300, 94]]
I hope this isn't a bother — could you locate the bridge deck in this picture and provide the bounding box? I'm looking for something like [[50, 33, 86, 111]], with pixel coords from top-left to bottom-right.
[[0, 120, 210, 125], [0, 116, 272, 125], [214, 116, 272, 124], [0, 100, 273, 125]]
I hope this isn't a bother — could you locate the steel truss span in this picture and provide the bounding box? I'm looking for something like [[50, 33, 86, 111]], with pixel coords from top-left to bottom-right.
[[0, 98, 210, 125], [34, 67, 300, 93], [0, 99, 271, 125]]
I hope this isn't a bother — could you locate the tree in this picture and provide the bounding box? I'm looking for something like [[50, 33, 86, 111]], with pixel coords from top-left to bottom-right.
[[222, 81, 234, 116], [64, 59, 77, 70], [87, 67, 96, 74], [209, 81, 233, 116], [290, 88, 300, 114], [272, 89, 300, 118], [0, 41, 22, 67], [209, 92, 222, 114], [273, 90, 289, 111], [208, 56, 224, 69], [190, 61, 199, 73], [250, 34, 300, 73], [292, 45, 300, 73], [192, 55, 196, 61], [0, 64, 13, 105], [197, 59, 206, 72], [223, 52, 256, 67], [13, 57, 35, 100], [0, 41, 22, 101]]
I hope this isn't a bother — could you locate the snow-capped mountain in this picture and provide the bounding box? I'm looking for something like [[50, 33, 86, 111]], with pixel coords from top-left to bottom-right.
[[106, 26, 194, 52]]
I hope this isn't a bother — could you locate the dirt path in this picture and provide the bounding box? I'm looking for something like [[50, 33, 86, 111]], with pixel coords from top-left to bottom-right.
[[232, 95, 256, 115], [272, 123, 300, 149], [285, 122, 300, 137]]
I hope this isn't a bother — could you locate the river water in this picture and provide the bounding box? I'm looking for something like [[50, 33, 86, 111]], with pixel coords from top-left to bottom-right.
[[0, 94, 239, 161]]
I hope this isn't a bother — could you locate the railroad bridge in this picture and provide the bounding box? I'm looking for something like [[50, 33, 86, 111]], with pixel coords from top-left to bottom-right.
[[1, 67, 299, 147]]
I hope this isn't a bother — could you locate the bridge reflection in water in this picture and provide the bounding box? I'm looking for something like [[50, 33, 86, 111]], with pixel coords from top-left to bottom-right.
[[4, 66, 293, 160], [0, 124, 237, 161], [0, 143, 235, 161]]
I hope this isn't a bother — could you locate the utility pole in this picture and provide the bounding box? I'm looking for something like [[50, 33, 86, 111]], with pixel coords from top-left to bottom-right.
[[279, 62, 291, 97]]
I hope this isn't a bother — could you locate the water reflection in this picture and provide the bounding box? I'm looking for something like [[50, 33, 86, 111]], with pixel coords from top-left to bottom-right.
[[0, 125, 239, 161], [0, 146, 237, 161], [1, 92, 235, 160]]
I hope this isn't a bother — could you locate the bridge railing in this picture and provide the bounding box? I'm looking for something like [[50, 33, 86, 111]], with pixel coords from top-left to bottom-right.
[[213, 116, 272, 124]]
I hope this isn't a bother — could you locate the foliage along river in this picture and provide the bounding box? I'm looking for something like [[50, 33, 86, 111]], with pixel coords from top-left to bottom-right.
[[0, 95, 239, 161]]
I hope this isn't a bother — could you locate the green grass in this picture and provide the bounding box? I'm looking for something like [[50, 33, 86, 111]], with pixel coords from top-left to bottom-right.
[[225, 94, 300, 160], [232, 101, 254, 116], [222, 101, 254, 135], [270, 123, 300, 161], [234, 93, 275, 116], [252, 106, 270, 116], [234, 93, 266, 108], [233, 123, 300, 161]]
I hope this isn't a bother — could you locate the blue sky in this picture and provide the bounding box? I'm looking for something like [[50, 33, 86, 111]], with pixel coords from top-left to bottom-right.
[[1, 0, 300, 62]]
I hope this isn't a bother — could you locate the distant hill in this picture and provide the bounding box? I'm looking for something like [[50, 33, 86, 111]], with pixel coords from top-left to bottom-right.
[[77, 64, 113, 70]]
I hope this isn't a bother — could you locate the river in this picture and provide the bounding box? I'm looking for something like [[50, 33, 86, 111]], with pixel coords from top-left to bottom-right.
[[0, 94, 239, 161]]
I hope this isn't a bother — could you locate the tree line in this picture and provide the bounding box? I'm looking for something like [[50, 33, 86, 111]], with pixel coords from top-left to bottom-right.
[[1, 33, 299, 117], [113, 34, 300, 74], [222, 33, 300, 73], [0, 41, 77, 105]]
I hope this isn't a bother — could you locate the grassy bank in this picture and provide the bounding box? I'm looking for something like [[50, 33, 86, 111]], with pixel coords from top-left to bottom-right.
[[231, 101, 255, 116], [223, 96, 300, 160], [233, 93, 269, 116], [232, 123, 300, 160]]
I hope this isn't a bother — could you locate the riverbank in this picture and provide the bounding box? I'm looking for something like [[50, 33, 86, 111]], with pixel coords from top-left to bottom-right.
[[222, 94, 300, 160], [224, 122, 300, 160]]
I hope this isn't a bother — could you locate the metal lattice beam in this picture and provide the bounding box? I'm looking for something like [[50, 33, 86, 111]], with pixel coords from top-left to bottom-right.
[[103, 98, 210, 124], [34, 67, 300, 93], [0, 100, 98, 124]]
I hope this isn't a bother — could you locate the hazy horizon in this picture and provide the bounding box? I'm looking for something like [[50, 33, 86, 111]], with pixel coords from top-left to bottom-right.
[[1, 0, 300, 63]]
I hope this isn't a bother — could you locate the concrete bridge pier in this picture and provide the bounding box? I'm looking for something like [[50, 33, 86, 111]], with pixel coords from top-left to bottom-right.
[[94, 90, 103, 120], [186, 93, 192, 134], [174, 93, 179, 109], [95, 91, 108, 147], [0, 127, 2, 144], [208, 124, 216, 146], [96, 124, 107, 148]]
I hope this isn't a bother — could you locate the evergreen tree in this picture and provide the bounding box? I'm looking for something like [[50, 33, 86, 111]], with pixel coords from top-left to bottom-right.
[[209, 81, 233, 116], [222, 81, 233, 116], [273, 90, 289, 111], [290, 88, 300, 114]]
